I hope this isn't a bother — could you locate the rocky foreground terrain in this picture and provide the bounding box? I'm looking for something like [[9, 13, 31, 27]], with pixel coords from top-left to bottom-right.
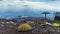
[[0, 18, 60, 34]]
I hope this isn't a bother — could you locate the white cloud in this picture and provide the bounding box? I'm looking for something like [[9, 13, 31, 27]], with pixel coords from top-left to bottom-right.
[[0, 0, 60, 12], [25, 1, 60, 12], [0, 0, 24, 12]]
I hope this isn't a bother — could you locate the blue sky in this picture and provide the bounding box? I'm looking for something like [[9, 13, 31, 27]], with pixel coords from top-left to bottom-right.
[[0, 0, 60, 18]]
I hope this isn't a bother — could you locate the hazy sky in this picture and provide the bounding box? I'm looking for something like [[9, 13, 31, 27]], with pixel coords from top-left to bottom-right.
[[0, 0, 60, 12], [0, 0, 60, 18]]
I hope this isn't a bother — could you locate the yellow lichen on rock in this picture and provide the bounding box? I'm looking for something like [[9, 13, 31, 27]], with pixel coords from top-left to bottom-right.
[[52, 23, 60, 27], [18, 23, 32, 32]]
